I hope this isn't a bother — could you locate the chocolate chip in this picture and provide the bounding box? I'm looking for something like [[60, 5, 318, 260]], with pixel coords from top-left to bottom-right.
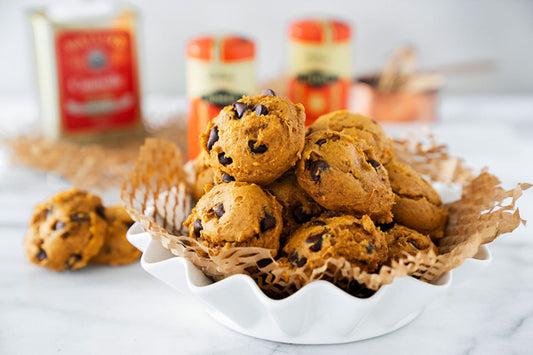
[[248, 140, 268, 153], [292, 206, 311, 224], [408, 240, 420, 250], [377, 222, 395, 232], [366, 242, 375, 254], [261, 89, 276, 96], [255, 104, 268, 116], [297, 257, 307, 267], [66, 254, 82, 269], [371, 119, 377, 124], [70, 212, 89, 222], [53, 220, 66, 231], [233, 102, 249, 118], [192, 219, 203, 237], [288, 251, 299, 265], [260, 213, 276, 232], [36, 249, 47, 261], [310, 220, 326, 226], [95, 205, 106, 220], [221, 173, 235, 183], [257, 258, 273, 268], [218, 152, 233, 165], [367, 159, 380, 168], [207, 126, 219, 151], [308, 160, 330, 183], [60, 232, 70, 239], [214, 203, 225, 218], [315, 138, 327, 147], [306, 233, 324, 252]]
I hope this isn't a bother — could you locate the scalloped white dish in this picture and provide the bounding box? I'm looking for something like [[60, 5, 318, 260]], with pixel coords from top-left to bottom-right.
[[127, 221, 491, 344]]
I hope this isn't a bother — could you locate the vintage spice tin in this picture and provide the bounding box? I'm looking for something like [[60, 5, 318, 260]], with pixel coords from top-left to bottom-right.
[[29, 1, 143, 142], [288, 19, 352, 124], [186, 35, 256, 159]]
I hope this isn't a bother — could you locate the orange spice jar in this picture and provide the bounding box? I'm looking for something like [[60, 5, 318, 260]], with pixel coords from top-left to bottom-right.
[[186, 35, 256, 159], [29, 1, 143, 142], [288, 19, 352, 124]]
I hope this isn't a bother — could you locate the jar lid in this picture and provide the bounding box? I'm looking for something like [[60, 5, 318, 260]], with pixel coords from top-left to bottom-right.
[[289, 19, 351, 43], [186, 35, 255, 62]]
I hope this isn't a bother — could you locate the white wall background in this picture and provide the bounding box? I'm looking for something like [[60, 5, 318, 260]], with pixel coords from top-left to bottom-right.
[[1, 0, 532, 98]]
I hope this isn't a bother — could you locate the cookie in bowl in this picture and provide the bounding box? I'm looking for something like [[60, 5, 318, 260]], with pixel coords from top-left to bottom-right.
[[184, 181, 283, 255], [385, 160, 448, 239], [382, 223, 438, 265], [24, 188, 107, 271], [295, 130, 394, 224], [282, 214, 388, 273], [308, 110, 394, 164], [200, 90, 306, 186]]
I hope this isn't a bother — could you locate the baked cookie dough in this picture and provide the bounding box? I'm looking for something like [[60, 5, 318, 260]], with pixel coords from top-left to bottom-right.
[[266, 171, 323, 241], [308, 110, 394, 164], [90, 206, 141, 266], [295, 130, 394, 224], [184, 181, 283, 255], [200, 91, 306, 186], [191, 150, 215, 201], [385, 161, 448, 239], [282, 214, 388, 273], [384, 224, 438, 264], [24, 189, 106, 271]]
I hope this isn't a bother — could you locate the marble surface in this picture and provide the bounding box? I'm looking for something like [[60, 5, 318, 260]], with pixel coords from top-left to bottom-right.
[[1, 94, 533, 355]]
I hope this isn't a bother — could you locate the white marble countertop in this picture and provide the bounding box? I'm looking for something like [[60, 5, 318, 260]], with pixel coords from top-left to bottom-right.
[[1, 94, 533, 355]]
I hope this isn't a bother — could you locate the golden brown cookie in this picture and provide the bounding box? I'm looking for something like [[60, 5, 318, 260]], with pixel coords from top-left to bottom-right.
[[184, 181, 283, 255], [384, 224, 438, 265], [283, 214, 388, 273], [191, 150, 215, 201], [385, 161, 448, 239], [265, 171, 323, 242], [308, 110, 394, 164], [24, 189, 107, 271], [295, 130, 394, 224], [90, 206, 141, 266], [200, 92, 306, 185]]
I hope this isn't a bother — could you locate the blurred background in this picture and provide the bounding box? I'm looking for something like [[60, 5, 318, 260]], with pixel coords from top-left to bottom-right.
[[1, 0, 533, 98]]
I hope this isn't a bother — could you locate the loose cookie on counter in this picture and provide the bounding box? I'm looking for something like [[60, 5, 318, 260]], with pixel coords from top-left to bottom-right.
[[90, 206, 141, 266], [266, 171, 323, 241], [308, 110, 394, 164], [382, 223, 438, 265], [184, 181, 283, 255], [282, 214, 388, 273], [200, 90, 306, 185], [295, 130, 394, 224], [24, 189, 107, 271], [385, 161, 448, 239]]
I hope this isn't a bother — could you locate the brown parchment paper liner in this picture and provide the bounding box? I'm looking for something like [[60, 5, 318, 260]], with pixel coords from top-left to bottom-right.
[[121, 138, 530, 298], [2, 115, 187, 191]]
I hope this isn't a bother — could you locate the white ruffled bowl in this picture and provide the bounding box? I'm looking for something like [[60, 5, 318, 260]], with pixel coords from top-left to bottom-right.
[[126, 221, 491, 344]]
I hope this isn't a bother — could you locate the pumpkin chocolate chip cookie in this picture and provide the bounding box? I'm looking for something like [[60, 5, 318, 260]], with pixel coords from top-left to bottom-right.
[[384, 223, 438, 265], [200, 91, 306, 186], [308, 110, 394, 164], [24, 188, 107, 271], [385, 161, 448, 239], [184, 181, 283, 256], [295, 130, 395, 224], [282, 214, 388, 273], [266, 171, 323, 241], [90, 206, 141, 266]]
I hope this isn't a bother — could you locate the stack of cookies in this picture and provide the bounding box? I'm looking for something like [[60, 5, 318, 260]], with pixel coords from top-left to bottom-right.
[[24, 189, 141, 271], [186, 90, 448, 275]]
